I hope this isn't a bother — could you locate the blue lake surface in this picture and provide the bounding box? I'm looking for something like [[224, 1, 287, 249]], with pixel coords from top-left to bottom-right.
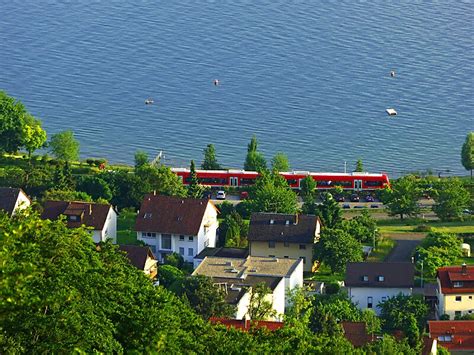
[[1, 1, 473, 176]]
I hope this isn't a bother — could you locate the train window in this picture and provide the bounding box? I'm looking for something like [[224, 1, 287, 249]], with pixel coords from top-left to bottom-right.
[[316, 180, 333, 187], [287, 179, 297, 185], [336, 181, 352, 187], [184, 177, 191, 183], [240, 178, 256, 185], [198, 177, 228, 184], [365, 180, 383, 187]]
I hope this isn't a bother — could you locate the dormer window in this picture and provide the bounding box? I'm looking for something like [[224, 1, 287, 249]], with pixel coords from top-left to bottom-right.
[[362, 275, 369, 282], [68, 215, 80, 222], [144, 213, 152, 219], [378, 276, 385, 282], [285, 220, 290, 226], [454, 281, 464, 288], [270, 219, 274, 225]]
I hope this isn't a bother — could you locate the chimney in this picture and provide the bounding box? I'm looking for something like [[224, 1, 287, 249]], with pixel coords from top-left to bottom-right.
[[89, 204, 92, 215], [153, 190, 156, 196], [462, 263, 467, 275], [294, 214, 298, 225]]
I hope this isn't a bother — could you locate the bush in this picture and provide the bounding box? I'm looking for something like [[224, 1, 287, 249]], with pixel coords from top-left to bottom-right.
[[439, 314, 450, 320], [218, 201, 235, 219], [86, 158, 95, 166], [235, 200, 253, 219], [325, 282, 340, 295], [413, 224, 432, 232], [165, 252, 184, 269]]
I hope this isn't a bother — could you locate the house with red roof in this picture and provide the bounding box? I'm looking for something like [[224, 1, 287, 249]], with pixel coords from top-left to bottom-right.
[[341, 322, 375, 347], [118, 245, 158, 279], [0, 187, 31, 216], [135, 194, 218, 263], [41, 200, 117, 243], [436, 264, 474, 319], [428, 320, 474, 352]]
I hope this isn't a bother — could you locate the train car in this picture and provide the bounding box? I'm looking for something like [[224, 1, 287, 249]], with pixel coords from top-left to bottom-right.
[[171, 168, 389, 191]]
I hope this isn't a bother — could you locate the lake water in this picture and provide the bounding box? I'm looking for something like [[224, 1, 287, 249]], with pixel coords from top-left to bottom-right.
[[1, 1, 473, 177]]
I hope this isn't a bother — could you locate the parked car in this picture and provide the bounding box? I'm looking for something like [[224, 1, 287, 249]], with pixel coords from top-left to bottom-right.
[[354, 205, 367, 209], [216, 190, 226, 200], [240, 191, 249, 200], [336, 195, 345, 202], [342, 204, 351, 209], [370, 204, 379, 209], [350, 194, 360, 202], [463, 209, 473, 215], [365, 195, 374, 202]]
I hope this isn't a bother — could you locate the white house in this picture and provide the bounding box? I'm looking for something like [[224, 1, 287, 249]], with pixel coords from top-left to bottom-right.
[[345, 262, 414, 315], [0, 187, 31, 216], [192, 255, 303, 319], [436, 264, 474, 319], [135, 194, 218, 263], [41, 200, 117, 243]]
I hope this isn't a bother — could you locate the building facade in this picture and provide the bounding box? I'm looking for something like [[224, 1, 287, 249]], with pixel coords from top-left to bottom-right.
[[437, 264, 474, 319]]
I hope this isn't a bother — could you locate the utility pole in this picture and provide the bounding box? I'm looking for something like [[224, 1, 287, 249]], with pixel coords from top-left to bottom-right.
[[420, 260, 424, 288], [344, 161, 347, 174]]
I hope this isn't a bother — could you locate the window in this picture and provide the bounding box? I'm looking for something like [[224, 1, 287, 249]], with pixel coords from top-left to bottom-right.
[[149, 245, 156, 253], [179, 235, 185, 241], [456, 296, 462, 302], [179, 247, 185, 255], [188, 248, 194, 256], [284, 256, 289, 259], [188, 236, 194, 242], [269, 241, 276, 248], [438, 335, 452, 342], [269, 255, 275, 258], [367, 297, 373, 308], [284, 241, 290, 247], [378, 276, 385, 282], [469, 296, 472, 299], [299, 244, 306, 250], [142, 232, 147, 237], [144, 212, 152, 219], [300, 256, 306, 264], [381, 297, 387, 302], [362, 276, 369, 282], [69, 215, 79, 222], [455, 311, 461, 317], [454, 281, 464, 288], [161, 234, 171, 250], [204, 239, 209, 247]]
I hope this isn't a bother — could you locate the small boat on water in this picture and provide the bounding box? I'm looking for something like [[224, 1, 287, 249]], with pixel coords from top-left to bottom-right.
[[145, 98, 154, 105], [386, 108, 397, 116], [213, 79, 219, 86], [390, 71, 396, 77]]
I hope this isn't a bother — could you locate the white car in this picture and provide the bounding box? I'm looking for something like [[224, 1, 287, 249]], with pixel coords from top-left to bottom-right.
[[216, 190, 226, 200]]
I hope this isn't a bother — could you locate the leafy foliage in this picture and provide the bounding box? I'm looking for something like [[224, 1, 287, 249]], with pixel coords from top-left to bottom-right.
[[76, 175, 112, 201], [343, 209, 380, 245], [432, 177, 470, 221], [187, 160, 203, 198], [247, 282, 277, 320], [313, 228, 363, 273], [43, 189, 93, 202], [201, 144, 221, 170], [461, 132, 474, 176], [301, 176, 317, 214], [315, 192, 342, 229], [244, 135, 267, 172], [220, 211, 248, 247], [134, 150, 149, 169], [49, 130, 80, 161], [157, 264, 185, 288], [380, 175, 422, 220], [271, 152, 290, 172], [354, 158, 364, 172]]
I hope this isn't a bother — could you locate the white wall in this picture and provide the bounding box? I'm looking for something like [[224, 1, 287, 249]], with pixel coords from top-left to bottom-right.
[[272, 278, 286, 320], [13, 191, 30, 215], [102, 207, 117, 243], [348, 287, 412, 315]]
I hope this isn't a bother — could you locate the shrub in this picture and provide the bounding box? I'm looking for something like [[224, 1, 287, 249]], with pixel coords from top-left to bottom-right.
[[235, 200, 253, 219], [86, 158, 95, 166], [439, 314, 450, 320], [325, 282, 340, 295], [413, 224, 432, 232]]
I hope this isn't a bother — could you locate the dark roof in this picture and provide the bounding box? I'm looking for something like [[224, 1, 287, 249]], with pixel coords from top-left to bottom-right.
[[195, 247, 249, 260], [209, 318, 284, 331], [429, 321, 474, 350], [248, 213, 320, 244], [212, 275, 283, 304], [0, 187, 28, 215], [135, 194, 215, 235], [345, 262, 415, 288], [41, 200, 112, 230], [118, 245, 156, 270], [437, 266, 474, 294], [341, 322, 374, 347]]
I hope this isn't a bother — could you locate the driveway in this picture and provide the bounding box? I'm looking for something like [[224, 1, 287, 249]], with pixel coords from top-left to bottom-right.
[[384, 239, 422, 262]]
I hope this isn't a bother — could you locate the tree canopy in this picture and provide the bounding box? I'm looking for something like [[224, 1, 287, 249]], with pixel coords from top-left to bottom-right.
[[432, 177, 470, 221], [381, 175, 422, 220], [315, 192, 342, 229], [461, 132, 474, 178], [271, 152, 290, 172], [187, 160, 204, 198], [49, 130, 80, 161], [244, 135, 267, 172], [201, 144, 221, 170], [354, 159, 364, 172]]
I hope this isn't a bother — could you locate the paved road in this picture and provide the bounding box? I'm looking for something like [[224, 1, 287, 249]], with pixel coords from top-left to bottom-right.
[[384, 239, 422, 262]]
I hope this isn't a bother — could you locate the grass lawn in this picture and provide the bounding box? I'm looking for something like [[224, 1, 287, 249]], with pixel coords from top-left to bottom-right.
[[117, 210, 139, 245], [366, 238, 396, 262], [377, 219, 474, 235], [309, 263, 345, 283]]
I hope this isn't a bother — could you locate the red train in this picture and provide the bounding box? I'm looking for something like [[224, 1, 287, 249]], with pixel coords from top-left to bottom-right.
[[171, 168, 390, 191]]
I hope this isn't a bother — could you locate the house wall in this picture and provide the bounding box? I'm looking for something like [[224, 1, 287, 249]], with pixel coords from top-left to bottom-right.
[[235, 292, 251, 320], [438, 293, 474, 319], [13, 191, 30, 215], [101, 207, 117, 243], [272, 278, 286, 321], [91, 231, 102, 244], [347, 287, 413, 315], [249, 241, 314, 272], [144, 257, 158, 278], [136, 202, 218, 263]]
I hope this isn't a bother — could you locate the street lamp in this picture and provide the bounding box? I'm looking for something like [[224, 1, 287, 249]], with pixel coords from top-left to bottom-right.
[[420, 260, 424, 288]]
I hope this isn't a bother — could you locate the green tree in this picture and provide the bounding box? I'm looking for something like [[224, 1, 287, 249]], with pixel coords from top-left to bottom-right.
[[360, 309, 381, 334], [432, 177, 470, 221], [378, 294, 428, 347], [134, 163, 187, 200], [22, 117, 47, 158], [221, 211, 248, 248], [44, 189, 93, 202], [77, 175, 113, 201], [134, 150, 149, 170], [244, 135, 267, 171], [363, 335, 417, 355], [313, 228, 363, 274], [49, 130, 80, 162], [247, 283, 277, 320], [271, 152, 290, 172], [315, 192, 342, 229], [187, 160, 203, 198], [165, 252, 185, 269], [354, 159, 364, 172], [380, 175, 422, 220], [201, 144, 221, 170], [300, 176, 317, 214], [461, 132, 474, 179], [102, 169, 149, 209], [170, 275, 235, 320], [415, 232, 462, 278], [343, 209, 380, 246], [251, 171, 298, 214], [157, 264, 185, 288]]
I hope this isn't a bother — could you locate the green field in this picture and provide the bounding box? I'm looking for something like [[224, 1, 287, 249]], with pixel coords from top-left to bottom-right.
[[117, 210, 139, 245], [366, 238, 396, 262], [377, 219, 474, 235]]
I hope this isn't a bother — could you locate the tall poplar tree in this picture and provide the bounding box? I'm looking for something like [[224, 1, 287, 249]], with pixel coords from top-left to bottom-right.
[[461, 132, 474, 180], [201, 144, 221, 170], [188, 160, 203, 198]]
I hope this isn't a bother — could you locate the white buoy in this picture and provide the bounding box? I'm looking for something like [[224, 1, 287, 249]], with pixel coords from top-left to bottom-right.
[[386, 108, 397, 116], [145, 98, 154, 105], [390, 71, 396, 77]]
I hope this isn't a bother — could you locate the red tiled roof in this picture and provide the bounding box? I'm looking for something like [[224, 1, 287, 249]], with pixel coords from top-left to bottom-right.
[[341, 322, 375, 347], [209, 317, 284, 331], [429, 321, 474, 350], [118, 245, 156, 270], [437, 266, 474, 294], [41, 200, 112, 230], [345, 262, 414, 288], [135, 194, 216, 235]]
